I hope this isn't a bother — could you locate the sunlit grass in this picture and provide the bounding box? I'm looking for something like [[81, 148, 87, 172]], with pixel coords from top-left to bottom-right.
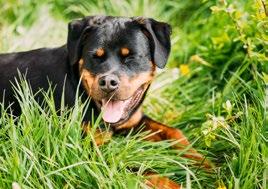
[[0, 77, 213, 188]]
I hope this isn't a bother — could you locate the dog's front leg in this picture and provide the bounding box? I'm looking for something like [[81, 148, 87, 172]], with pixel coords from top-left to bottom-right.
[[140, 115, 212, 168], [145, 172, 181, 189], [82, 123, 113, 146], [137, 115, 212, 188]]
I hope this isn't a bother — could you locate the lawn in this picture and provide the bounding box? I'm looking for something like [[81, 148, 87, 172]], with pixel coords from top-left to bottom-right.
[[0, 0, 267, 188]]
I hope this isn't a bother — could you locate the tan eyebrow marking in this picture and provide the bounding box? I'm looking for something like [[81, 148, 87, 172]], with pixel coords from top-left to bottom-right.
[[121, 47, 130, 56], [95, 48, 105, 57]]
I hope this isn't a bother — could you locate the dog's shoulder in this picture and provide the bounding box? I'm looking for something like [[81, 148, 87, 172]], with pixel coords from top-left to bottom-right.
[[0, 46, 77, 114], [0, 46, 68, 67]]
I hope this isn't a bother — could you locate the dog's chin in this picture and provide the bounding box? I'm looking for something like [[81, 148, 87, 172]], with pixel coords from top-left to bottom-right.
[[94, 84, 148, 127]]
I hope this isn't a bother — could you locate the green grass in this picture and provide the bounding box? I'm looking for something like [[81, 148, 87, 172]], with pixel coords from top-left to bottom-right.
[[0, 77, 212, 188], [0, 0, 267, 188]]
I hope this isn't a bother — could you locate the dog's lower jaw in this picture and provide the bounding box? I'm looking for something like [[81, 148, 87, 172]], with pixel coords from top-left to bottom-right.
[[113, 108, 143, 130]]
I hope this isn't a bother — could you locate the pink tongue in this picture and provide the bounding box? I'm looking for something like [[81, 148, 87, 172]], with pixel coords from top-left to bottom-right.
[[102, 100, 128, 123]]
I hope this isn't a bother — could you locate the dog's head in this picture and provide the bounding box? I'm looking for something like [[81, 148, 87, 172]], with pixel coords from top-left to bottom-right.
[[67, 16, 171, 128]]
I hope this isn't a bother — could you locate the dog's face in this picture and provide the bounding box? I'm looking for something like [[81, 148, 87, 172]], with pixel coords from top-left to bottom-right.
[[67, 16, 171, 127]]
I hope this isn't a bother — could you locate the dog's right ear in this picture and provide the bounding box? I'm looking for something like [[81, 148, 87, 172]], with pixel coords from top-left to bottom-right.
[[67, 18, 91, 66], [134, 18, 172, 69]]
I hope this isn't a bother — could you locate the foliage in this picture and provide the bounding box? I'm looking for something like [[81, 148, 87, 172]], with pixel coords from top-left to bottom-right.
[[0, 0, 267, 188]]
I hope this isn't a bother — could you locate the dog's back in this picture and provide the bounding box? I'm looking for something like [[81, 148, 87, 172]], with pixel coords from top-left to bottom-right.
[[0, 47, 77, 115]]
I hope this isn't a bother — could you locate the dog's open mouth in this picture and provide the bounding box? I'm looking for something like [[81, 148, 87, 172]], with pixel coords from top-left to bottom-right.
[[95, 85, 146, 125]]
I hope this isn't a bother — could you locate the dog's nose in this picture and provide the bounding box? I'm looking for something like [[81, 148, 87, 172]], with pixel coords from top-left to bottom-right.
[[98, 75, 120, 92]]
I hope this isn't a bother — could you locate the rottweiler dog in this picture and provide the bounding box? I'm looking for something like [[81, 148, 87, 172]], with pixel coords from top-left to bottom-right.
[[0, 16, 209, 188]]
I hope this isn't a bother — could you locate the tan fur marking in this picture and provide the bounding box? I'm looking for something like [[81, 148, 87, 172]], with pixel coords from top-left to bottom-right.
[[145, 173, 182, 189], [141, 117, 213, 169], [118, 72, 153, 98], [79, 59, 95, 95], [82, 123, 113, 146], [121, 47, 130, 56], [149, 61, 156, 76], [128, 72, 153, 87], [143, 119, 190, 145], [88, 60, 155, 101], [78, 59, 84, 70], [96, 48, 105, 57], [115, 108, 143, 130]]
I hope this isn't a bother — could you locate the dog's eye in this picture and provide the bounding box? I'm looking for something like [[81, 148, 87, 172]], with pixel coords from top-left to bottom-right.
[[120, 48, 130, 57]]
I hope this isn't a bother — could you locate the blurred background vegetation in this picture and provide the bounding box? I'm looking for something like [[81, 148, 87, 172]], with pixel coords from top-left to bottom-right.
[[0, 0, 267, 188]]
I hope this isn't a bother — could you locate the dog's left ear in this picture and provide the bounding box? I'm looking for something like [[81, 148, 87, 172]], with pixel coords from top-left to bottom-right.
[[67, 17, 92, 66], [137, 18, 172, 69]]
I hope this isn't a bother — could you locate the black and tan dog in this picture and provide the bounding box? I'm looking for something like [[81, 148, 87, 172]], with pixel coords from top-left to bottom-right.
[[0, 16, 209, 188]]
